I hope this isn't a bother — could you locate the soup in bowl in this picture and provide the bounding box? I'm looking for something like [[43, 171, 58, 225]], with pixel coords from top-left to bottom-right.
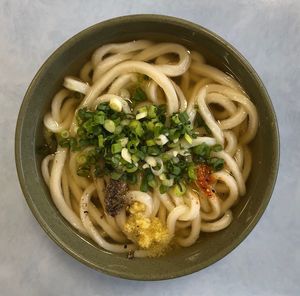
[[15, 15, 279, 280]]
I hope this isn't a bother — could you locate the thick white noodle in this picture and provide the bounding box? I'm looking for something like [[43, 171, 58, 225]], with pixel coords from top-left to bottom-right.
[[93, 53, 134, 82], [200, 194, 221, 221], [167, 205, 189, 237], [205, 84, 258, 144], [186, 78, 212, 124], [212, 171, 239, 213], [51, 89, 70, 122], [178, 191, 200, 221], [80, 61, 93, 83], [63, 76, 90, 94], [171, 80, 188, 111], [201, 210, 233, 232], [177, 213, 201, 247], [212, 151, 245, 196], [41, 154, 54, 186], [144, 80, 160, 104], [49, 147, 87, 233], [134, 43, 191, 76], [224, 131, 238, 156], [44, 111, 73, 133], [196, 86, 224, 145], [190, 62, 241, 90], [92, 40, 153, 66], [108, 73, 138, 94]]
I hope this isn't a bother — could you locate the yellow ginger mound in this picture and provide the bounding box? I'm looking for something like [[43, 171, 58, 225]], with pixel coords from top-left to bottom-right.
[[124, 202, 171, 257]]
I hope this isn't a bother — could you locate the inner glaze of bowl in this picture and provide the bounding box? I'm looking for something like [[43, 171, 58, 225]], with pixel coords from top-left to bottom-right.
[[16, 15, 279, 280]]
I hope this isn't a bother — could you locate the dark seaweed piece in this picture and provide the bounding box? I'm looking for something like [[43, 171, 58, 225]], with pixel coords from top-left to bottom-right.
[[105, 179, 129, 217]]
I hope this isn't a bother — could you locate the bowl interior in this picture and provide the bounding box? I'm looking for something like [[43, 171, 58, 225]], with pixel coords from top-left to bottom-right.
[[16, 15, 279, 280]]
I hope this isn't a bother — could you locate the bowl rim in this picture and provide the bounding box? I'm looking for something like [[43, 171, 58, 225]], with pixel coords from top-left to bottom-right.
[[15, 14, 280, 280]]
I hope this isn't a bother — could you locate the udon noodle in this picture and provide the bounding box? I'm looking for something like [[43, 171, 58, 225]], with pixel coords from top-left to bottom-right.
[[41, 40, 258, 258]]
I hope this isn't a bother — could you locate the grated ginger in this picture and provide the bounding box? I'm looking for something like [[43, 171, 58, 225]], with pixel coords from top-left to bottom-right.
[[124, 202, 171, 257]]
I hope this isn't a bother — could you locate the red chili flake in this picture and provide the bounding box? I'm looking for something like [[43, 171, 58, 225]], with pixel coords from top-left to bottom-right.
[[196, 164, 214, 197]]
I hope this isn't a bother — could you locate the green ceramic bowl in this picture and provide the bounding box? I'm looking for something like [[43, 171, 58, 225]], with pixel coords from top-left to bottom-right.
[[15, 15, 279, 280]]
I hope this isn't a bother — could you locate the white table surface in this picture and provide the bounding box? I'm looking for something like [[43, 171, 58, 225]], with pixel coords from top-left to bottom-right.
[[1, 0, 299, 295]]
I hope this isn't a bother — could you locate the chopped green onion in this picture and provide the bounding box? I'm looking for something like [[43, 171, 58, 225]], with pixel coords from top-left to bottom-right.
[[159, 173, 167, 181], [171, 166, 181, 176], [172, 157, 179, 164], [132, 87, 147, 102], [126, 163, 138, 173], [184, 133, 193, 144], [192, 143, 211, 158], [168, 128, 180, 141], [145, 156, 157, 167], [178, 111, 189, 123], [69, 138, 78, 151], [162, 178, 174, 186], [148, 179, 157, 188], [134, 150, 145, 160], [162, 153, 172, 162], [136, 111, 147, 120], [159, 184, 169, 194], [171, 114, 181, 125], [155, 134, 168, 145], [60, 130, 70, 139], [145, 121, 155, 131], [209, 157, 224, 171], [121, 119, 130, 126], [121, 148, 132, 163], [146, 171, 156, 187], [98, 135, 104, 147], [104, 119, 115, 133], [147, 105, 157, 119], [58, 137, 70, 148], [142, 163, 149, 169], [137, 106, 148, 114], [127, 139, 139, 153], [131, 154, 139, 163], [173, 182, 186, 196], [93, 114, 105, 124], [111, 154, 121, 166], [76, 154, 87, 165], [114, 126, 123, 135], [211, 144, 223, 152], [111, 171, 123, 180], [119, 137, 128, 147], [111, 143, 122, 154], [147, 146, 160, 156], [154, 123, 163, 137], [59, 102, 225, 195], [77, 108, 93, 120], [140, 176, 149, 192], [109, 97, 122, 112], [146, 139, 156, 146], [96, 103, 110, 112], [126, 173, 137, 185], [187, 164, 196, 180], [129, 120, 144, 137]]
